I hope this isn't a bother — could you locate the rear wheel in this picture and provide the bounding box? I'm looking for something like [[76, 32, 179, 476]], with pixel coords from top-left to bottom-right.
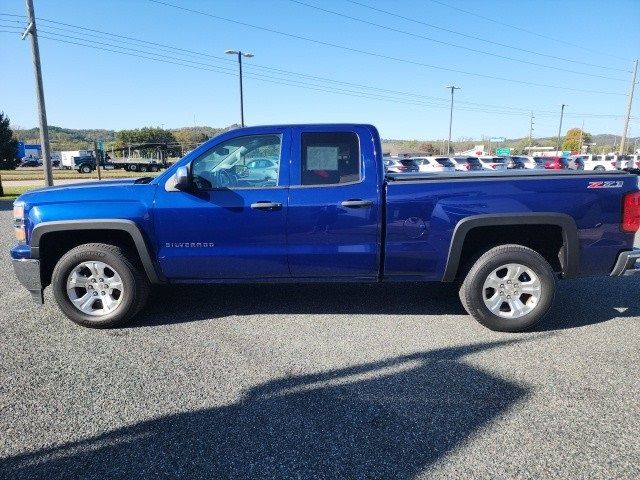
[[52, 243, 149, 328], [139, 165, 148, 172], [459, 244, 556, 332], [128, 164, 138, 172], [594, 165, 605, 171]]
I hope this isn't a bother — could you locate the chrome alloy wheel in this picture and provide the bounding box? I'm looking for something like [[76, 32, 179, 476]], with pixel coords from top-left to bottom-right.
[[66, 261, 124, 316], [482, 263, 542, 319]]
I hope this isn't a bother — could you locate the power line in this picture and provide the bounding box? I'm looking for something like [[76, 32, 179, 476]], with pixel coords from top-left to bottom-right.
[[0, 23, 632, 121], [288, 0, 627, 81], [345, 0, 630, 73], [145, 0, 625, 96], [426, 0, 630, 61]]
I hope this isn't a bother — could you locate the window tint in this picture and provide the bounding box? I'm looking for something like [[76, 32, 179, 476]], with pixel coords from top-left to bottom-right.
[[435, 158, 455, 167], [301, 132, 361, 185], [191, 134, 281, 189]]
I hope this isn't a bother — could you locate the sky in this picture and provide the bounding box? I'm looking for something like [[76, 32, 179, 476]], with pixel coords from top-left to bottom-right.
[[1, 0, 639, 141]]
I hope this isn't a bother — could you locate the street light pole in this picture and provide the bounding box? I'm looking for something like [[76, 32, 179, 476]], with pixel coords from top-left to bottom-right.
[[225, 50, 254, 127], [445, 85, 460, 155], [556, 104, 566, 154]]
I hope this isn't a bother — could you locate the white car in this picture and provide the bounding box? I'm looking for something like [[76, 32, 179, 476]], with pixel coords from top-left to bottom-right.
[[411, 156, 456, 173], [475, 156, 508, 171], [622, 154, 639, 170], [511, 156, 546, 169], [572, 155, 618, 171]]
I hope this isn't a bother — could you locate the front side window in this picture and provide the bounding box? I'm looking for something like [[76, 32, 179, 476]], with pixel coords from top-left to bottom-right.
[[191, 134, 281, 189], [301, 132, 361, 186]]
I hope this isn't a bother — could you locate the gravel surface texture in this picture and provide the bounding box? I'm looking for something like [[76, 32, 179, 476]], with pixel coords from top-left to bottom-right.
[[0, 201, 638, 479]]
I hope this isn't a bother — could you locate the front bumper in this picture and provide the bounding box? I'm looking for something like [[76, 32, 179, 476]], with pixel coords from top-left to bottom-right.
[[12, 259, 44, 304], [610, 249, 640, 277]]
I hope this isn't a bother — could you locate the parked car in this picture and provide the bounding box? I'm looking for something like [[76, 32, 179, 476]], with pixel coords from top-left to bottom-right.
[[572, 155, 617, 171], [623, 154, 640, 170], [510, 156, 545, 170], [452, 156, 483, 171], [411, 156, 456, 173], [475, 156, 508, 171], [18, 160, 41, 168], [244, 157, 280, 186], [10, 123, 640, 334], [383, 157, 419, 173], [543, 157, 570, 170]]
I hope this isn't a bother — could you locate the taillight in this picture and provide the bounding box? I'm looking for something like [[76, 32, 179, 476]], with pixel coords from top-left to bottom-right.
[[622, 192, 640, 232], [612, 161, 617, 167], [636, 161, 640, 168], [398, 165, 406, 171], [491, 164, 497, 169]]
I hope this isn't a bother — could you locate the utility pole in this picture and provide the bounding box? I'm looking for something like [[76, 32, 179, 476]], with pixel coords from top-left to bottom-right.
[[578, 120, 585, 153], [528, 112, 535, 151], [23, 0, 53, 187], [556, 104, 566, 155], [445, 85, 460, 155], [93, 141, 102, 181], [619, 59, 638, 155]]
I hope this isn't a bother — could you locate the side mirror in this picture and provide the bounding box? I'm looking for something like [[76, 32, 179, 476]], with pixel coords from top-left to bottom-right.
[[165, 165, 191, 192], [174, 166, 190, 191]]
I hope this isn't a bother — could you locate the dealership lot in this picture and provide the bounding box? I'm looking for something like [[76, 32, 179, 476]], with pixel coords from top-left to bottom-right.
[[0, 202, 638, 479]]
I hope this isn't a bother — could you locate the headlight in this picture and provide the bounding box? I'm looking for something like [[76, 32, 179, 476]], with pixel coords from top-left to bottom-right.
[[13, 201, 26, 243]]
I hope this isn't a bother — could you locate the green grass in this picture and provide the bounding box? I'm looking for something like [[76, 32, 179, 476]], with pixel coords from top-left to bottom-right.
[[0, 186, 32, 201], [1, 169, 162, 181]]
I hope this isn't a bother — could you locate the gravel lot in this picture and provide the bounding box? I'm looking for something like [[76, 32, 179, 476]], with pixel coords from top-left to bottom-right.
[[0, 200, 638, 479]]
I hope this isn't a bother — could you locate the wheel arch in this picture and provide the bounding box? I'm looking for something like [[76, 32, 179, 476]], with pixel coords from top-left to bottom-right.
[[442, 213, 579, 282], [31, 220, 163, 285]]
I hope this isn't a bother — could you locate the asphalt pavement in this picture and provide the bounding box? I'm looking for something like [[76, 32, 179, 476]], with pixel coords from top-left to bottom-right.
[[0, 201, 638, 479]]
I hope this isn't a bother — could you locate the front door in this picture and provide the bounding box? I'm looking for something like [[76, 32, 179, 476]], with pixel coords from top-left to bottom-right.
[[153, 129, 291, 279]]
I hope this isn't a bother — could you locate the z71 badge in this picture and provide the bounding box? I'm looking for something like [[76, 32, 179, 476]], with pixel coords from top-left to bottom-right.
[[587, 181, 624, 189]]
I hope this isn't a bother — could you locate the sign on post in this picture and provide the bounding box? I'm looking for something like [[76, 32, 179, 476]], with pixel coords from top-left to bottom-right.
[[496, 147, 512, 155]]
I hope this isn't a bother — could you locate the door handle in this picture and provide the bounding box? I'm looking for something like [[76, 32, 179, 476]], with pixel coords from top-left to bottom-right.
[[251, 201, 282, 210], [341, 199, 373, 208]]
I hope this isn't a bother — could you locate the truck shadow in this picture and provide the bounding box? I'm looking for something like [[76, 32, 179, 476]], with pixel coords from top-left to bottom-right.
[[131, 275, 640, 331], [0, 340, 530, 480]]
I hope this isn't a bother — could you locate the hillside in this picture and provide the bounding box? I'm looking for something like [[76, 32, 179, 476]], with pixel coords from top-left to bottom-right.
[[12, 126, 638, 154]]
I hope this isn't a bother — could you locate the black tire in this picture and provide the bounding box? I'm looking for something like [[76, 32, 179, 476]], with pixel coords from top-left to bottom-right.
[[128, 164, 138, 172], [79, 164, 92, 174], [51, 243, 149, 328], [139, 165, 148, 172], [459, 244, 556, 332], [149, 165, 159, 172], [594, 166, 605, 171]]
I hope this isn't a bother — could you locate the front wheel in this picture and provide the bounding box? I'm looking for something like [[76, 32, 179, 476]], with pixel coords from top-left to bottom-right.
[[51, 243, 149, 328], [79, 164, 92, 174], [459, 244, 556, 332]]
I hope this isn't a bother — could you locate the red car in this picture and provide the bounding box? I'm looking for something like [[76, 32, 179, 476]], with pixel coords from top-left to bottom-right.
[[542, 156, 570, 170]]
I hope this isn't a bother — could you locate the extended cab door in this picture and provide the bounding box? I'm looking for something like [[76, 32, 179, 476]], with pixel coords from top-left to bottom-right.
[[153, 128, 291, 279], [287, 125, 382, 278]]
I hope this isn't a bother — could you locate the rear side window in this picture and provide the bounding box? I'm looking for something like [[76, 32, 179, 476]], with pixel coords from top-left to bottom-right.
[[435, 158, 455, 167], [301, 132, 361, 185]]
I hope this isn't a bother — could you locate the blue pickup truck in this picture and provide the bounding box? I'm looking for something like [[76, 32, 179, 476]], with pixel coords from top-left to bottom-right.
[[10, 124, 640, 332]]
